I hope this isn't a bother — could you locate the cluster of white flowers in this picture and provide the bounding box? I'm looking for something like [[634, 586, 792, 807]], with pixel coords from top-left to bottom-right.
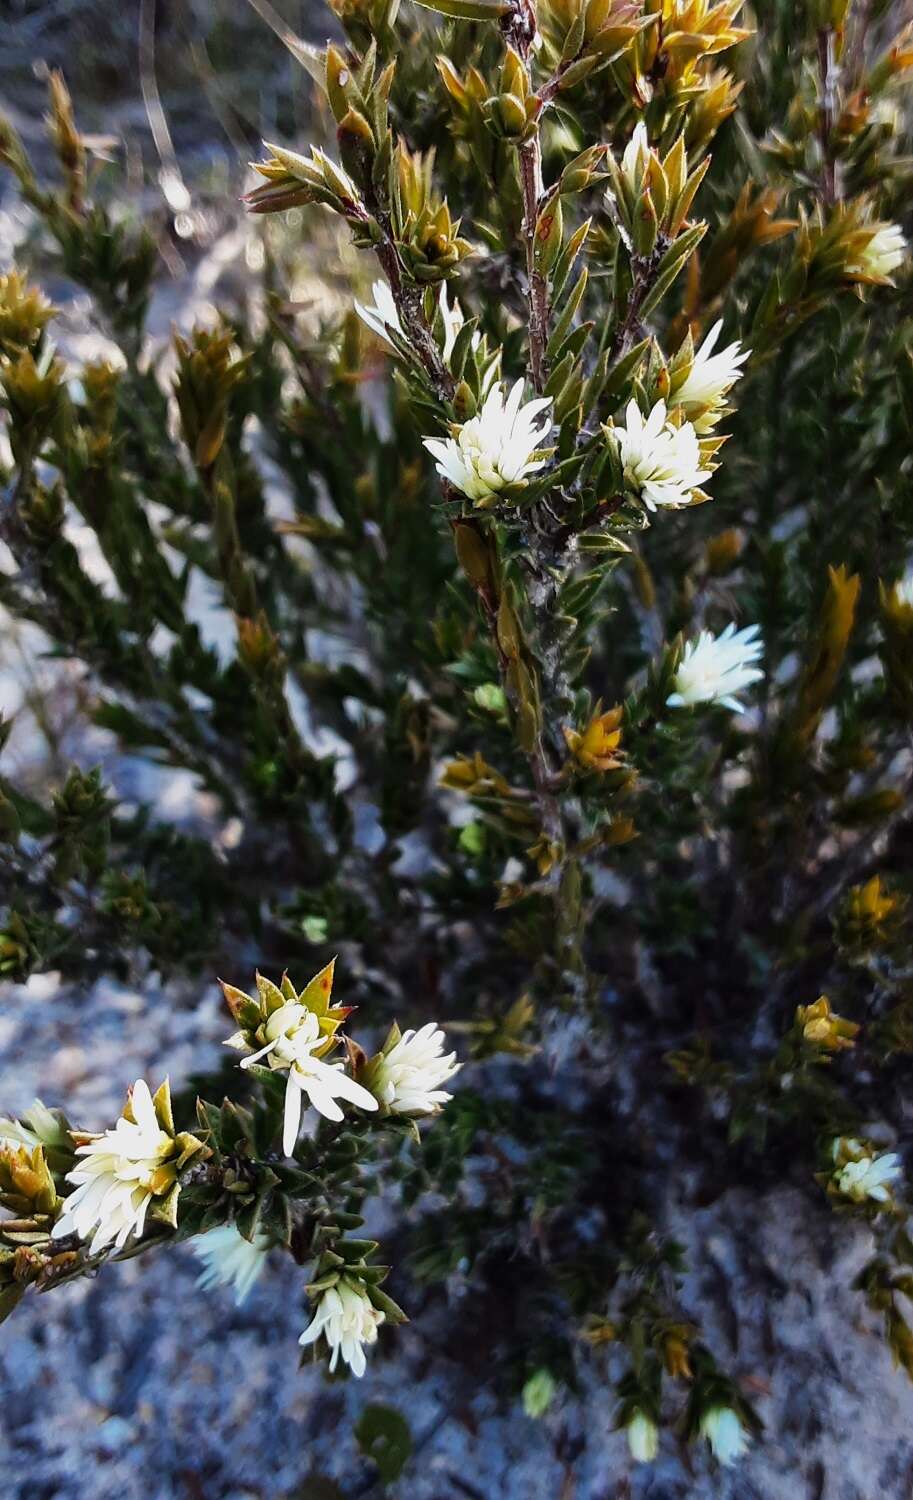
[[831, 1137, 902, 1204], [668, 623, 764, 714], [700, 1406, 750, 1466], [240, 1002, 379, 1157], [192, 1224, 271, 1306], [850, 222, 906, 282], [50, 1080, 175, 1256], [299, 1277, 385, 1377], [423, 379, 553, 504], [372, 1022, 460, 1114], [674, 321, 748, 432], [614, 399, 712, 510], [192, 1225, 387, 1377]]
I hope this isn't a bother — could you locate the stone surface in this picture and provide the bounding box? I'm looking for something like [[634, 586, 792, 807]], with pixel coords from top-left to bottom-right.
[[2, 972, 913, 1499]]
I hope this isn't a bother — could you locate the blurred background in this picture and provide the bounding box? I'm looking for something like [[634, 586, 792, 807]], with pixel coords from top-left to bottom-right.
[[2, 3, 913, 1498]]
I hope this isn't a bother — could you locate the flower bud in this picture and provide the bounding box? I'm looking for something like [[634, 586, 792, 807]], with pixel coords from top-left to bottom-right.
[[563, 702, 624, 772], [795, 996, 859, 1053], [626, 1410, 659, 1462]]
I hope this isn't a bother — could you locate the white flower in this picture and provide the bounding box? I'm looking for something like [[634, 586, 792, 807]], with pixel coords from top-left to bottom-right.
[[627, 1411, 659, 1462], [870, 97, 901, 132], [438, 283, 467, 363], [50, 1080, 176, 1256], [700, 1406, 749, 1467], [192, 1224, 271, 1306], [522, 1368, 557, 1417], [298, 1277, 385, 1377], [620, 121, 650, 191], [239, 1002, 378, 1156], [0, 1118, 39, 1150], [892, 567, 913, 608], [668, 623, 764, 713], [674, 321, 749, 432], [356, 281, 498, 399], [437, 285, 499, 391], [614, 400, 712, 510], [372, 1022, 461, 1115], [423, 379, 552, 503], [355, 279, 405, 348], [831, 1137, 902, 1204], [850, 222, 905, 282]]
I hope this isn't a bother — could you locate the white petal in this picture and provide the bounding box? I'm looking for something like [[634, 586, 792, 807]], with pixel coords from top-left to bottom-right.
[[129, 1079, 158, 1135], [282, 1077, 303, 1156]]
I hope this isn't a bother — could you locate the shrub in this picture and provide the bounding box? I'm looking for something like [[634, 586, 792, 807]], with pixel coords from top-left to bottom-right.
[[2, 0, 913, 1471]]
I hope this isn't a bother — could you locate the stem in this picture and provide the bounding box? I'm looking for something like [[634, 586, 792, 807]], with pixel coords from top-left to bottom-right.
[[530, 741, 563, 845], [552, 493, 626, 552], [199, 452, 315, 786], [452, 515, 563, 849], [817, 28, 840, 206], [519, 136, 549, 392], [347, 172, 455, 403], [847, 0, 873, 82], [524, 557, 574, 766], [0, 443, 40, 586], [373, 225, 455, 403], [504, 0, 550, 392], [609, 251, 659, 362]]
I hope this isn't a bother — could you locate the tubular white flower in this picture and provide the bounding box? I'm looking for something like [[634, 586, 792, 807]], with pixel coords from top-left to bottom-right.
[[355, 280, 405, 347], [674, 321, 749, 432], [620, 121, 650, 190], [850, 222, 906, 282], [438, 286, 499, 392], [668, 624, 764, 713], [50, 1080, 175, 1256], [893, 566, 913, 608], [438, 283, 468, 363], [0, 1118, 39, 1150], [626, 1411, 659, 1463], [356, 282, 490, 378], [372, 1023, 461, 1115], [831, 1137, 902, 1204], [423, 379, 552, 504], [298, 1277, 385, 1377], [239, 1002, 378, 1156], [700, 1406, 749, 1466], [615, 400, 712, 510], [192, 1224, 271, 1306]]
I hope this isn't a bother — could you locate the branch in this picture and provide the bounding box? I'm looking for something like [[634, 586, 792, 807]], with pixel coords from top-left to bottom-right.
[[552, 493, 626, 552], [367, 206, 455, 403], [817, 27, 840, 206], [609, 249, 661, 363], [519, 136, 550, 392], [450, 515, 563, 845]]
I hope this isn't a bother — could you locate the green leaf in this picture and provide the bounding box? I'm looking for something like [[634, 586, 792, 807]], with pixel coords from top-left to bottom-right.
[[0, 1285, 26, 1324], [355, 1404, 413, 1483], [603, 336, 651, 399], [639, 226, 706, 321]]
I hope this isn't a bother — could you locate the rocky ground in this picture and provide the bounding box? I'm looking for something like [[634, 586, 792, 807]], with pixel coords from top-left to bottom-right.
[[1, 968, 913, 1500]]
